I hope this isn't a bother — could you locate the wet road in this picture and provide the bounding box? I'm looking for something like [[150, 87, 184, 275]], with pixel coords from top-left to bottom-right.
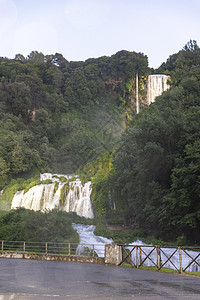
[[0, 259, 200, 299]]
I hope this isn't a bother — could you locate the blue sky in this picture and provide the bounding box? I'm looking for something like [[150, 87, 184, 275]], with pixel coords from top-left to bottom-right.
[[0, 0, 200, 68]]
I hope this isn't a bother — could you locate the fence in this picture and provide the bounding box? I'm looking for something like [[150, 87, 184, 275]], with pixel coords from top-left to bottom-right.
[[0, 240, 105, 258], [1, 241, 200, 273], [118, 244, 200, 273]]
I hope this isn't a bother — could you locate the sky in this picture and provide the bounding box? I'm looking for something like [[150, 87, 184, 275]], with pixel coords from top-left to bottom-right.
[[0, 0, 200, 68]]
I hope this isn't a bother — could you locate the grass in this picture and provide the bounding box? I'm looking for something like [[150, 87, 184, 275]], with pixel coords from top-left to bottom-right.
[[120, 263, 200, 276], [184, 271, 200, 276]]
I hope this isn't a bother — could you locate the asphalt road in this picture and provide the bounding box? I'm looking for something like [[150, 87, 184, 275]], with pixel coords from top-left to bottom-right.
[[0, 259, 200, 299]]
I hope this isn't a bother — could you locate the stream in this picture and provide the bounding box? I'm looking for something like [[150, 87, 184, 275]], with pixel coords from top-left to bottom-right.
[[73, 224, 200, 272]]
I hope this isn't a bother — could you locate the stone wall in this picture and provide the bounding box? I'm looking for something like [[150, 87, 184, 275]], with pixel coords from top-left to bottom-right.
[[0, 245, 123, 266], [0, 252, 105, 264], [105, 244, 122, 265]]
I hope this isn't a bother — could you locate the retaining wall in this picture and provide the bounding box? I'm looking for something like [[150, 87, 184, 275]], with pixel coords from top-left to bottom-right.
[[0, 244, 122, 265], [0, 252, 105, 264]]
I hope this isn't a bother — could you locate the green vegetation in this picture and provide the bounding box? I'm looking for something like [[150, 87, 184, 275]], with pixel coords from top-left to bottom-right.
[[23, 179, 52, 193], [120, 264, 177, 273], [94, 222, 136, 244], [98, 40, 200, 245], [59, 177, 79, 205], [0, 208, 79, 243], [0, 177, 53, 210], [0, 41, 200, 246], [53, 181, 59, 195], [79, 40, 200, 245], [52, 175, 67, 183], [0, 50, 149, 191], [120, 263, 200, 277], [78, 151, 114, 216], [60, 183, 70, 205]]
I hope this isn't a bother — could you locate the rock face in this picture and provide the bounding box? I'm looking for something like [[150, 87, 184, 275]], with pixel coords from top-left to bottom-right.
[[11, 173, 95, 219], [147, 74, 170, 104]]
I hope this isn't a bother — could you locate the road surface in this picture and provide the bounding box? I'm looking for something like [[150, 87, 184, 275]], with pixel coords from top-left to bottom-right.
[[0, 258, 200, 299]]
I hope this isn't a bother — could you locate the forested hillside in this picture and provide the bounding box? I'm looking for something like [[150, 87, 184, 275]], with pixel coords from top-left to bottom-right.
[[0, 41, 199, 245], [0, 50, 149, 190], [80, 40, 200, 244]]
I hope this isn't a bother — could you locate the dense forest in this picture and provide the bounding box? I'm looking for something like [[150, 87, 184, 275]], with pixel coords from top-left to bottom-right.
[[0, 49, 149, 188], [79, 40, 200, 245], [0, 40, 199, 245]]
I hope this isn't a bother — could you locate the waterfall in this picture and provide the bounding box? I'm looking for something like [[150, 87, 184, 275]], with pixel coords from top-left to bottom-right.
[[72, 223, 113, 257], [72, 225, 200, 271], [147, 74, 170, 105], [11, 173, 95, 219]]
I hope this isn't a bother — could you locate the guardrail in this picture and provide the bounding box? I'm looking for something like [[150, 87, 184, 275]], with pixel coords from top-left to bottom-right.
[[118, 244, 200, 273], [0, 240, 105, 258], [1, 241, 200, 273]]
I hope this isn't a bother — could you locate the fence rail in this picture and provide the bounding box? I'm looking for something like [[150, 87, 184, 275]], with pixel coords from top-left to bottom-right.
[[0, 240, 105, 258], [1, 240, 200, 273], [118, 244, 200, 273]]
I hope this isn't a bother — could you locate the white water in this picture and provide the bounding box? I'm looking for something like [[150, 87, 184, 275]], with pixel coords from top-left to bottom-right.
[[72, 224, 200, 271], [147, 74, 170, 104], [11, 172, 200, 271], [72, 223, 113, 257], [40, 173, 77, 182], [11, 173, 94, 219], [127, 241, 200, 272]]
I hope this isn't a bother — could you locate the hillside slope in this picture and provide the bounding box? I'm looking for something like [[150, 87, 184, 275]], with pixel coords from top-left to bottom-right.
[[0, 50, 149, 189]]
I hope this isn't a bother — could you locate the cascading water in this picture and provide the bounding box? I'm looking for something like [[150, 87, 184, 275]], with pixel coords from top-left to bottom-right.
[[11, 174, 199, 270], [71, 225, 200, 271], [72, 223, 113, 257], [147, 74, 170, 105], [127, 241, 200, 272], [11, 173, 95, 219]]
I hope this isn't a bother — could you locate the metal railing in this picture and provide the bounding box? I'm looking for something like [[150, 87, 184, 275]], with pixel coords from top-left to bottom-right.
[[0, 240, 105, 258], [118, 244, 200, 273]]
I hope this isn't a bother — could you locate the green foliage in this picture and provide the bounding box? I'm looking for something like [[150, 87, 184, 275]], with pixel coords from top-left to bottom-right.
[[0, 177, 53, 210], [1, 42, 200, 246], [53, 181, 59, 194], [23, 179, 52, 193], [52, 175, 67, 183], [107, 41, 200, 244], [0, 49, 149, 187], [60, 183, 70, 205], [94, 223, 112, 239], [78, 152, 114, 217], [0, 179, 21, 210], [59, 177, 79, 205], [94, 219, 144, 244], [67, 176, 77, 183], [0, 208, 79, 243]]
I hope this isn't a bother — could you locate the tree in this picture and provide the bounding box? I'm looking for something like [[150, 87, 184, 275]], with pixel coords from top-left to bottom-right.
[[0, 157, 9, 188], [27, 51, 44, 64], [15, 54, 26, 62]]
